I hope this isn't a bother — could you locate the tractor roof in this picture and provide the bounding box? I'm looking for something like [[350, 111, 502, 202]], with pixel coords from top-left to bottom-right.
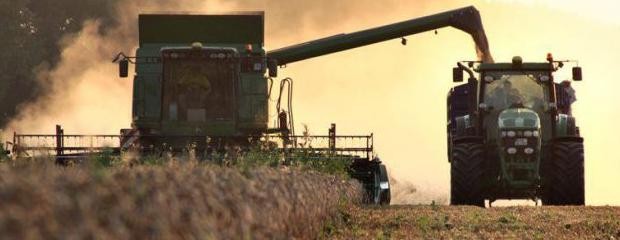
[[478, 62, 551, 71]]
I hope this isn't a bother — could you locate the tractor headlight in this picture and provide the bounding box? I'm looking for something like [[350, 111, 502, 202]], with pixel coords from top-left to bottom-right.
[[524, 148, 535, 154], [532, 131, 539, 137], [507, 147, 517, 154], [523, 131, 533, 137], [506, 131, 516, 137]]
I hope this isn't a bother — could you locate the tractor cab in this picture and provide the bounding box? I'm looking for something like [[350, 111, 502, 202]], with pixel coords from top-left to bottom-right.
[[478, 59, 556, 143], [448, 55, 584, 206]]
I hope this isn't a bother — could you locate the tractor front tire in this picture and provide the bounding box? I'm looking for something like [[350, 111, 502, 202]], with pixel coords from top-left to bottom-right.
[[450, 142, 486, 207], [542, 141, 585, 205]]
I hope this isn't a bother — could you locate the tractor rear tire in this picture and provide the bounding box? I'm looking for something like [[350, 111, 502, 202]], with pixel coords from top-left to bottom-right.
[[450, 142, 486, 207], [542, 141, 585, 205]]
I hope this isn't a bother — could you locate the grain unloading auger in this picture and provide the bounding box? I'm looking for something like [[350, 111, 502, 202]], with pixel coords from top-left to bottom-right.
[[11, 6, 493, 205]]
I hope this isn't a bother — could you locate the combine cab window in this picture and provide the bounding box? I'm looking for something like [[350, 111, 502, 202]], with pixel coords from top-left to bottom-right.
[[162, 50, 237, 122]]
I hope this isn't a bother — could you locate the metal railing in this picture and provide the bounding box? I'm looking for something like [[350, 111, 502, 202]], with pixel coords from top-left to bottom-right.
[[11, 125, 374, 160]]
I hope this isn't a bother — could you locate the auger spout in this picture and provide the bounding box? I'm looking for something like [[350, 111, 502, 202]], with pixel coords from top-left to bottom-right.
[[267, 6, 493, 65]]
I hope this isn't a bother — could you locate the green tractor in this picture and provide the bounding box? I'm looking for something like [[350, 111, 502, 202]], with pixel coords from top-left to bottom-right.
[[448, 55, 584, 206]]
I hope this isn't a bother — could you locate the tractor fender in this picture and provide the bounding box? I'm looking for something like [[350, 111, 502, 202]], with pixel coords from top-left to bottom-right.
[[553, 136, 584, 143], [555, 114, 580, 137], [455, 115, 473, 136], [452, 136, 483, 145]]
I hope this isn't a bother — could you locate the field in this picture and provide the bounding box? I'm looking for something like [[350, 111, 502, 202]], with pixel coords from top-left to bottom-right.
[[0, 159, 361, 239], [1, 157, 619, 239], [328, 205, 620, 239]]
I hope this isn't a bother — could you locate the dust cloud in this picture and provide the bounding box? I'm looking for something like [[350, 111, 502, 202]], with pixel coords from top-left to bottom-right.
[[3, 1, 207, 135], [5, 0, 620, 205], [389, 176, 448, 205]]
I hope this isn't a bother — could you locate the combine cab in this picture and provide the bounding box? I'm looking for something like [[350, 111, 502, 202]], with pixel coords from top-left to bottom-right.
[[448, 55, 584, 206]]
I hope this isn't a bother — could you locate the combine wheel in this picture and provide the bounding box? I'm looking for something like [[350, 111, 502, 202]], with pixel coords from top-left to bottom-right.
[[542, 141, 585, 205], [372, 164, 391, 205], [450, 142, 485, 207]]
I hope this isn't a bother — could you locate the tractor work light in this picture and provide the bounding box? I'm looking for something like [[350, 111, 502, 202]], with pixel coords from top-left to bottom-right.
[[512, 56, 523, 68], [546, 53, 554, 62], [507, 131, 516, 137], [191, 42, 203, 49], [507, 147, 517, 154], [524, 148, 535, 154], [253, 63, 263, 71]]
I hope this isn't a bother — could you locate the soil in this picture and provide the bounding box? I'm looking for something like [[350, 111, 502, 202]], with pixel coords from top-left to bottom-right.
[[328, 204, 620, 239]]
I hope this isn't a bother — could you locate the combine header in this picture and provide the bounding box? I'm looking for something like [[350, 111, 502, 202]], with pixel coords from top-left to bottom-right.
[[12, 6, 495, 205], [13, 125, 374, 161]]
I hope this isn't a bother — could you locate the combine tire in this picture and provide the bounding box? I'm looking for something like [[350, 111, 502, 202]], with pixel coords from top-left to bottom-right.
[[542, 141, 585, 205], [372, 164, 391, 205], [450, 142, 485, 207]]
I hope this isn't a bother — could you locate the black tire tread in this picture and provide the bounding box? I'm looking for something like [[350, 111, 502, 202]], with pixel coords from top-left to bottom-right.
[[450, 142, 486, 207], [542, 141, 585, 205], [378, 164, 391, 205]]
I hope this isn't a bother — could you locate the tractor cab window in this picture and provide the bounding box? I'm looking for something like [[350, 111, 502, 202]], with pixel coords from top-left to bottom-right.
[[483, 72, 549, 113], [162, 49, 237, 122]]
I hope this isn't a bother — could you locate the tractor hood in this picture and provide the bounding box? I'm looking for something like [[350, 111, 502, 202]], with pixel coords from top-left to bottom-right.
[[496, 107, 542, 189], [498, 108, 540, 129]]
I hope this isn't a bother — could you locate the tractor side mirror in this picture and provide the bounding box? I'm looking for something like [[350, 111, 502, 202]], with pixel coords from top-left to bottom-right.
[[572, 67, 582, 81], [453, 67, 463, 82], [119, 59, 129, 78]]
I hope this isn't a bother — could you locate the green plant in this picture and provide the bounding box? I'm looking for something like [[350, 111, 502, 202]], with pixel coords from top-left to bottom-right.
[[89, 148, 118, 168]]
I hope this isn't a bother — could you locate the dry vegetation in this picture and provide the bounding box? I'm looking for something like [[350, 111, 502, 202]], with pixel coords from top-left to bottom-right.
[[328, 204, 620, 239], [0, 160, 362, 239], [1, 155, 617, 239]]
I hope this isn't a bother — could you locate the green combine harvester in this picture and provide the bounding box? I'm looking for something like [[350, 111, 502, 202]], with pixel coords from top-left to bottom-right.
[[448, 55, 584, 206], [12, 6, 518, 205]]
